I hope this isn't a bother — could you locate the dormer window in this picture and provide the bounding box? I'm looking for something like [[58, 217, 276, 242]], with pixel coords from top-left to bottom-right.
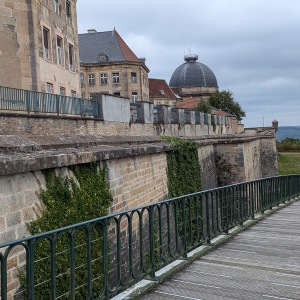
[[160, 90, 165, 95], [99, 54, 107, 62]]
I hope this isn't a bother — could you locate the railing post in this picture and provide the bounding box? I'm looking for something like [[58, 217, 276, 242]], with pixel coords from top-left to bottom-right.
[[205, 193, 212, 245], [1, 253, 7, 300], [251, 182, 255, 219], [102, 218, 109, 299], [149, 205, 156, 278], [70, 232, 75, 300], [56, 94, 60, 116], [50, 239, 57, 300], [25, 90, 31, 114], [224, 188, 229, 234], [182, 198, 188, 258], [26, 240, 35, 300]]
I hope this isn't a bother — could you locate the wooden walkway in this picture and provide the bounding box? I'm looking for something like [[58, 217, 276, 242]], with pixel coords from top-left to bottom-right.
[[139, 200, 300, 300]]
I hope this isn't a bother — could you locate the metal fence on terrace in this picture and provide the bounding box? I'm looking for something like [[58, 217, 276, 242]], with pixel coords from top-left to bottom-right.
[[0, 175, 300, 299], [0, 86, 99, 117]]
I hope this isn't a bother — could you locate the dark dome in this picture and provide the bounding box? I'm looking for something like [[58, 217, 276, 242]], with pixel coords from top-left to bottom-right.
[[169, 54, 218, 88]]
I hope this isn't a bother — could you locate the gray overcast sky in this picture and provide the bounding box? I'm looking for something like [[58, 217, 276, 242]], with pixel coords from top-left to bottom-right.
[[77, 0, 300, 128]]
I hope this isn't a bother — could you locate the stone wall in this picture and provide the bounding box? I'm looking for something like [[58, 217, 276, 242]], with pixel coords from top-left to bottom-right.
[[243, 139, 261, 181], [107, 153, 168, 213], [260, 137, 278, 178], [0, 151, 169, 299], [0, 131, 278, 298], [0, 171, 45, 300], [198, 145, 218, 190], [0, 114, 227, 137]]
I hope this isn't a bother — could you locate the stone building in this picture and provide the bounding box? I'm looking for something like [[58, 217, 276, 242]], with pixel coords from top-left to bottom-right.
[[169, 54, 218, 100], [149, 78, 179, 106], [79, 29, 150, 102], [0, 0, 81, 97]]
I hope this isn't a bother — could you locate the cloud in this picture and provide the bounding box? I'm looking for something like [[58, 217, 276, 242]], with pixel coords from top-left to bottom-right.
[[77, 0, 300, 127]]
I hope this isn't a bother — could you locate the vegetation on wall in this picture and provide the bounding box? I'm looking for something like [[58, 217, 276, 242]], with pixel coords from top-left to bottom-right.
[[24, 163, 113, 299], [162, 136, 202, 246], [162, 136, 202, 197]]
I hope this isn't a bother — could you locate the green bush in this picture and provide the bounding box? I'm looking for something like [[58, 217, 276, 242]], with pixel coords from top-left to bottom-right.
[[277, 138, 300, 152]]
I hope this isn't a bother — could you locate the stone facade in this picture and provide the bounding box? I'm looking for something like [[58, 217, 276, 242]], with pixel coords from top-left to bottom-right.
[[0, 0, 80, 96], [79, 30, 149, 102], [81, 61, 149, 102]]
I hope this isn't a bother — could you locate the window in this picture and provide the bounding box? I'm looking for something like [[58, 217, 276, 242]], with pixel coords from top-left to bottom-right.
[[112, 72, 120, 83], [60, 86, 66, 96], [131, 72, 137, 83], [46, 83, 53, 94], [160, 89, 165, 95], [66, 1, 71, 21], [71, 90, 76, 97], [113, 92, 120, 96], [80, 73, 84, 84], [56, 36, 63, 65], [100, 73, 107, 84], [54, 0, 59, 14], [132, 92, 138, 103], [88, 74, 95, 85], [43, 27, 50, 60], [68, 43, 74, 71], [99, 54, 107, 62]]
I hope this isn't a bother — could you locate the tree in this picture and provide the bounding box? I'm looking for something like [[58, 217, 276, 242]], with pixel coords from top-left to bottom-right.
[[208, 90, 246, 122], [196, 99, 211, 113]]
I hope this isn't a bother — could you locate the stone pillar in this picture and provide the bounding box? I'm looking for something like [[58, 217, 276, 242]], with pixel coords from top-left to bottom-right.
[[140, 102, 154, 124], [156, 105, 171, 124]]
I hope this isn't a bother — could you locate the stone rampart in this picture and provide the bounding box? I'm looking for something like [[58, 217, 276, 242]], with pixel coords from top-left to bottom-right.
[[0, 129, 278, 298]]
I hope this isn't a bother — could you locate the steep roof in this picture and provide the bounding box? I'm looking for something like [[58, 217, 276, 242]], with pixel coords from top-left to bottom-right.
[[78, 29, 140, 64], [149, 79, 177, 100]]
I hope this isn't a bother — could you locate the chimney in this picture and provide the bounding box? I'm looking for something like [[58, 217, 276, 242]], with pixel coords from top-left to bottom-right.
[[87, 29, 97, 33], [139, 57, 146, 64]]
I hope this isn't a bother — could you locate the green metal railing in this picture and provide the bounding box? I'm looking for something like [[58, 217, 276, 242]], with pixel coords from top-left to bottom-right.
[[0, 175, 299, 299], [0, 86, 99, 117]]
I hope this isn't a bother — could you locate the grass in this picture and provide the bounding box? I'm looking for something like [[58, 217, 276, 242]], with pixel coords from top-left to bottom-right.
[[278, 152, 300, 175]]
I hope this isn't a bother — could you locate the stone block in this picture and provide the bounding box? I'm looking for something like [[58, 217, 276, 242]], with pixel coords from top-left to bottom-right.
[[6, 211, 21, 227]]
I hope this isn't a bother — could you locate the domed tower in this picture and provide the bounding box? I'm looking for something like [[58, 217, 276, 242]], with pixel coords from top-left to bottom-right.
[[169, 54, 218, 98]]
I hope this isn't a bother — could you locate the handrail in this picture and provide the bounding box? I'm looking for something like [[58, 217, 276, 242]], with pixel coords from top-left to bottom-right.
[[0, 85, 99, 118], [0, 175, 299, 299]]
